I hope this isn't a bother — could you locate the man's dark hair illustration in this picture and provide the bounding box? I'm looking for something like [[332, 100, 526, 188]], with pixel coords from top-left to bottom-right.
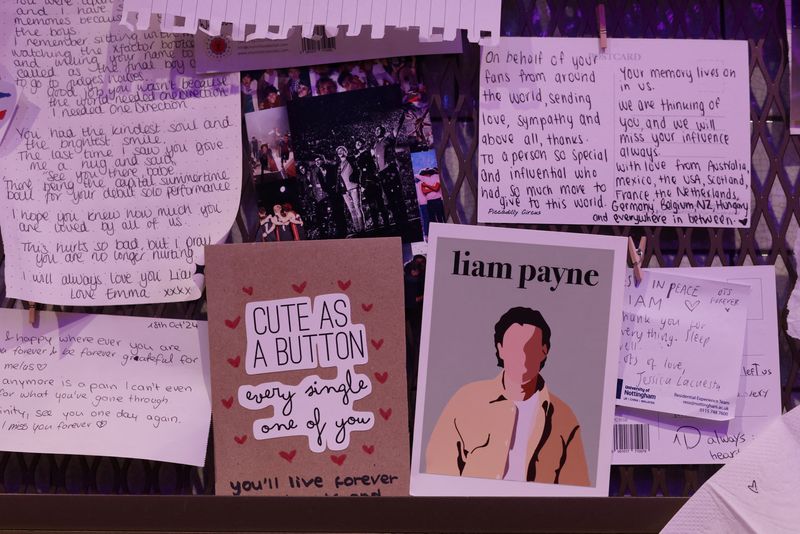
[[493, 307, 551, 367]]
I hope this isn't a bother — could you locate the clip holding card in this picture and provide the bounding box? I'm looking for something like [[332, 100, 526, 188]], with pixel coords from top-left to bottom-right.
[[627, 236, 646, 287], [28, 301, 37, 325], [596, 3, 608, 51]]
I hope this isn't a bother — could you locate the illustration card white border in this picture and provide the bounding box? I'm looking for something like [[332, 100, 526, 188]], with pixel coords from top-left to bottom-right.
[[410, 223, 627, 496]]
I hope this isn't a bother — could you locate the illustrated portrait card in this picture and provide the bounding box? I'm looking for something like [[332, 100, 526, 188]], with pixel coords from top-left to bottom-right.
[[205, 238, 410, 496], [411, 224, 627, 496]]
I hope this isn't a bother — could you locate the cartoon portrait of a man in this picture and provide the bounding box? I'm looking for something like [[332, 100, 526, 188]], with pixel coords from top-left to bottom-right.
[[425, 306, 590, 485]]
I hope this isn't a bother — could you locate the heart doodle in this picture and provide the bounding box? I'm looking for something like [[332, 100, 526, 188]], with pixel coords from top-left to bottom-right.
[[337, 279, 352, 291], [362, 445, 375, 455], [234, 435, 248, 445], [379, 408, 392, 420], [747, 480, 758, 493], [221, 396, 234, 409], [242, 286, 254, 296], [292, 281, 307, 294], [96, 420, 107, 429], [224, 316, 241, 329], [739, 218, 749, 226], [279, 450, 297, 463], [227, 356, 241, 368], [36, 363, 47, 371], [684, 300, 700, 312], [371, 339, 384, 350], [330, 454, 347, 465], [374, 371, 388, 384], [361, 303, 374, 312]]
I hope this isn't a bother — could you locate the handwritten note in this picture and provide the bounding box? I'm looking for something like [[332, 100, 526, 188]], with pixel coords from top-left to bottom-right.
[[662, 406, 800, 534], [616, 270, 749, 420], [241, 294, 374, 451], [613, 266, 781, 464], [0, 0, 241, 305], [0, 308, 211, 466], [478, 37, 750, 227]]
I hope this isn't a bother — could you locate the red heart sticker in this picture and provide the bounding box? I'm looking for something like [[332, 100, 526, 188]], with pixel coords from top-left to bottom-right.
[[292, 281, 307, 294], [361, 303, 374, 312], [227, 356, 241, 368], [374, 371, 388, 384], [234, 435, 248, 445], [337, 279, 352, 290], [242, 286, 253, 296], [379, 408, 392, 420], [362, 444, 375, 455], [221, 396, 234, 409], [371, 339, 384, 350], [279, 450, 297, 463], [330, 454, 347, 466], [224, 316, 241, 329]]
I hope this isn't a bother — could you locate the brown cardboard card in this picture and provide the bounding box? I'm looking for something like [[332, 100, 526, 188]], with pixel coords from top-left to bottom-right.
[[206, 238, 410, 496]]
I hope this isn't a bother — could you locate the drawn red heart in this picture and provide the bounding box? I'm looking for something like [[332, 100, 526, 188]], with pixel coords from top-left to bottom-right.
[[362, 445, 375, 455], [227, 356, 241, 368], [221, 396, 234, 409], [224, 316, 241, 329], [242, 286, 253, 295], [330, 454, 347, 466], [337, 279, 352, 290], [371, 338, 384, 350], [234, 435, 247, 445], [379, 408, 392, 420], [292, 281, 307, 293], [361, 303, 374, 312], [374, 371, 388, 384], [279, 450, 297, 463]]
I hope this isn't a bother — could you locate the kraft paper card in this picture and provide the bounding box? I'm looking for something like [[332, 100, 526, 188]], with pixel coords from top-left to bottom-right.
[[205, 238, 410, 496], [411, 223, 627, 496]]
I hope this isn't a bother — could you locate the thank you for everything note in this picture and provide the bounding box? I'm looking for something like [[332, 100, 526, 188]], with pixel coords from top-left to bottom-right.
[[617, 270, 749, 420], [478, 37, 749, 227]]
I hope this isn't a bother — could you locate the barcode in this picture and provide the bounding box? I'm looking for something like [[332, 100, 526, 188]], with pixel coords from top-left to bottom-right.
[[301, 25, 336, 53], [613, 423, 651, 452]]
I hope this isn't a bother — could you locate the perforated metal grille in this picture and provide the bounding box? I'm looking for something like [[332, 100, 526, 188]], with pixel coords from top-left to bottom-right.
[[0, 0, 795, 497]]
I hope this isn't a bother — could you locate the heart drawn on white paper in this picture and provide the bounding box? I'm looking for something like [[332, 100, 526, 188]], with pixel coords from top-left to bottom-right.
[[684, 300, 700, 312]]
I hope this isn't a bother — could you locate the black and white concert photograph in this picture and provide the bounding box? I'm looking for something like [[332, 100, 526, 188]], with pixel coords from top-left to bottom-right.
[[286, 85, 424, 243]]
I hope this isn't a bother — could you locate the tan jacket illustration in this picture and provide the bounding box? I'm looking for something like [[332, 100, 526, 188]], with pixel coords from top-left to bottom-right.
[[425, 373, 590, 486]]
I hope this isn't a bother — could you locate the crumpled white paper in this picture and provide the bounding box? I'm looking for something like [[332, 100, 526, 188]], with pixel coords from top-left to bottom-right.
[[661, 406, 799, 534]]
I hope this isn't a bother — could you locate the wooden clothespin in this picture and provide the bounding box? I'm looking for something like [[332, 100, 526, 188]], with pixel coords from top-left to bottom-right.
[[28, 301, 37, 325], [596, 4, 608, 51], [627, 236, 646, 287]]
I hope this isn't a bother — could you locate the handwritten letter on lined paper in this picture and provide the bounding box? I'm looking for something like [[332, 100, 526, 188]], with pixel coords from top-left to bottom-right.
[[478, 38, 750, 227], [0, 0, 241, 305]]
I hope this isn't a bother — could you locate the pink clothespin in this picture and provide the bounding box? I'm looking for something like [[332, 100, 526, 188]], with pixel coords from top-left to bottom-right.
[[28, 301, 37, 325], [627, 236, 646, 287], [596, 4, 608, 51]]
